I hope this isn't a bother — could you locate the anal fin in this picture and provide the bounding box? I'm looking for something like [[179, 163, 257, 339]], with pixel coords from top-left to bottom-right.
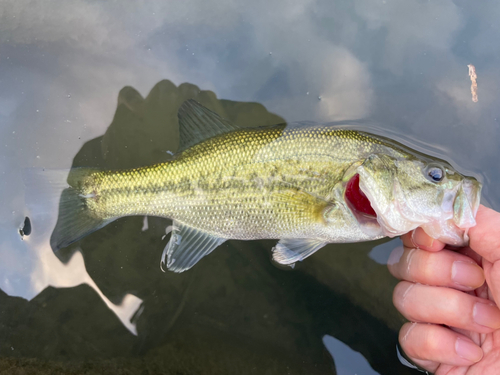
[[272, 238, 327, 265], [161, 221, 226, 273]]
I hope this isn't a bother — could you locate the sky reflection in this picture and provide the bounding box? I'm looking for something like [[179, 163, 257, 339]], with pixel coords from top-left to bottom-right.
[[1, 0, 499, 372]]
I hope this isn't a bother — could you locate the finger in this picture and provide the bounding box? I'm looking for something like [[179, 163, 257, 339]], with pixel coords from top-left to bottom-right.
[[449, 326, 481, 346], [388, 246, 484, 291], [469, 205, 500, 263], [399, 322, 483, 368], [399, 339, 439, 374], [456, 246, 483, 266], [484, 259, 500, 307], [393, 282, 500, 334], [401, 227, 446, 252]]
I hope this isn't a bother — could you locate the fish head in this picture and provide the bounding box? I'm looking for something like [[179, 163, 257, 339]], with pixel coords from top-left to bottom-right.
[[346, 153, 481, 246]]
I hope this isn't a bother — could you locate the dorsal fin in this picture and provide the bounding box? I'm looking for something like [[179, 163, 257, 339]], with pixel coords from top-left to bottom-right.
[[177, 100, 240, 152]]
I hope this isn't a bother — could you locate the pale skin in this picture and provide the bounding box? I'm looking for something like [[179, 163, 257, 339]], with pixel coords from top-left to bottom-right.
[[388, 205, 500, 374]]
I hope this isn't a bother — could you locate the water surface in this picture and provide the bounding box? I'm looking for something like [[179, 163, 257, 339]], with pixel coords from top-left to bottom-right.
[[1, 1, 499, 374]]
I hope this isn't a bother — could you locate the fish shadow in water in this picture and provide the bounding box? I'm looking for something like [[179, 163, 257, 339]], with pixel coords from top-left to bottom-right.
[[49, 80, 412, 374]]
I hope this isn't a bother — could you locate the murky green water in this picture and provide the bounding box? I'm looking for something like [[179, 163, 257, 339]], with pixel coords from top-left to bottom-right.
[[1, 1, 499, 374]]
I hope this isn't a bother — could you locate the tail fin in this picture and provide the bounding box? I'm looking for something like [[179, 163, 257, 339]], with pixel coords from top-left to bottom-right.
[[24, 168, 114, 260], [50, 184, 114, 251]]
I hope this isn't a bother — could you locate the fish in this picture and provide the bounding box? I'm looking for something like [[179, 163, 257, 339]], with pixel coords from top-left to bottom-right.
[[40, 100, 481, 272]]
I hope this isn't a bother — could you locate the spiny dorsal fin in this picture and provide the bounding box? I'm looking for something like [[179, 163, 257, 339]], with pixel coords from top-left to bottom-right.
[[160, 221, 226, 273], [177, 100, 240, 152]]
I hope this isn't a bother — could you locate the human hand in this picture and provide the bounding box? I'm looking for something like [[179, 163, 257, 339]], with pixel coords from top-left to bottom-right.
[[388, 205, 500, 374]]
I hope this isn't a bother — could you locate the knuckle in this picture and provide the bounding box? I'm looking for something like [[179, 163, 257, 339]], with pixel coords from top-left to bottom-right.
[[401, 232, 415, 248], [393, 282, 417, 318], [404, 248, 418, 279], [398, 322, 421, 358], [387, 247, 406, 278], [402, 324, 443, 361], [445, 291, 463, 313], [405, 249, 437, 284], [417, 254, 436, 282], [439, 290, 469, 326], [424, 329, 442, 354], [409, 250, 455, 286]]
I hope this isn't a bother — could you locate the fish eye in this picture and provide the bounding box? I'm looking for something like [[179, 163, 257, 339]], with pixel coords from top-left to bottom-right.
[[426, 166, 444, 183]]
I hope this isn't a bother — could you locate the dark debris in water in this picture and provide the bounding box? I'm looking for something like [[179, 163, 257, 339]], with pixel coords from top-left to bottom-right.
[[19, 216, 31, 238]]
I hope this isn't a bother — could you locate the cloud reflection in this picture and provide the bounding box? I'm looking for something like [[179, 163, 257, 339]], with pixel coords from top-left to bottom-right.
[[21, 171, 143, 335], [33, 244, 142, 335], [1, 0, 500, 342], [323, 334, 380, 375]]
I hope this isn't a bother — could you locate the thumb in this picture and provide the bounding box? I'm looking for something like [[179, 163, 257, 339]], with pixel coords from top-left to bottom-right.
[[468, 205, 500, 264], [483, 260, 500, 306]]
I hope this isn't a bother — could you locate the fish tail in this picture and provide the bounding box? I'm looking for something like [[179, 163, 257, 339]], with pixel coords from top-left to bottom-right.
[[24, 168, 114, 258]]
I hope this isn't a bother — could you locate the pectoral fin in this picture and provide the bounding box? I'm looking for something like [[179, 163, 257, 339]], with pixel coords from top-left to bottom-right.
[[161, 221, 226, 273], [272, 238, 327, 265], [271, 189, 330, 222]]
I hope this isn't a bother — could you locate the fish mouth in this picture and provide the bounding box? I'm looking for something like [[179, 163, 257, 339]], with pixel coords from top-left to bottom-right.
[[433, 178, 482, 246], [345, 174, 377, 219], [343, 173, 383, 237], [343, 171, 482, 245], [452, 178, 482, 231]]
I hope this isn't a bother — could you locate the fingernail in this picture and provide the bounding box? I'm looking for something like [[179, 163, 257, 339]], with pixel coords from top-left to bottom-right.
[[455, 337, 483, 362], [412, 227, 434, 248], [473, 302, 500, 329], [451, 261, 485, 289]]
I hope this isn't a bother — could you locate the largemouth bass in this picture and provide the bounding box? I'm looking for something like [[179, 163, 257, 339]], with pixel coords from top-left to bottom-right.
[[47, 100, 481, 272]]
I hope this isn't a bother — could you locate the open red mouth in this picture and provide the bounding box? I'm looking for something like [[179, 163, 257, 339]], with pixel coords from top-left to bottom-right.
[[345, 174, 377, 218]]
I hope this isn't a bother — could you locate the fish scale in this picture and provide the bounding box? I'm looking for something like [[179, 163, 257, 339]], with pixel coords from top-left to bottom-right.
[[82, 126, 399, 240]]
